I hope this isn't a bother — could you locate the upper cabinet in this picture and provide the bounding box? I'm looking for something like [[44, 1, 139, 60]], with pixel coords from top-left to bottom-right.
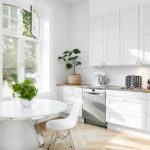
[[104, 10, 120, 66], [89, 2, 150, 66], [120, 6, 139, 65], [139, 3, 150, 65], [89, 15, 104, 66]]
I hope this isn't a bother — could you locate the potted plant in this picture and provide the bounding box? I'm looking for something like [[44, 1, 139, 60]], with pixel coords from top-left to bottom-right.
[[11, 79, 38, 107], [58, 49, 82, 85]]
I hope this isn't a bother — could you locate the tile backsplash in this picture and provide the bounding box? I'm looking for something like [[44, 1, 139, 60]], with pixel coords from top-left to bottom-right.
[[80, 66, 150, 89]]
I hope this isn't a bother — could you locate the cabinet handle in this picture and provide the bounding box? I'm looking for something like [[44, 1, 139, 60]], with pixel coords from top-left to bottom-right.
[[123, 99, 141, 104]]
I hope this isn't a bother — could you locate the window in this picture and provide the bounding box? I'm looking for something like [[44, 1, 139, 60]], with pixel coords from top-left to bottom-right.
[[2, 4, 41, 97], [3, 4, 20, 33], [32, 9, 40, 38], [3, 35, 18, 96], [25, 40, 39, 86]]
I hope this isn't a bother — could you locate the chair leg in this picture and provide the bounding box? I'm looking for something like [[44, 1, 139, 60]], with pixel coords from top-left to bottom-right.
[[47, 131, 57, 150], [51, 132, 58, 150], [47, 130, 75, 150], [67, 129, 75, 150], [35, 121, 43, 136], [35, 121, 45, 147]]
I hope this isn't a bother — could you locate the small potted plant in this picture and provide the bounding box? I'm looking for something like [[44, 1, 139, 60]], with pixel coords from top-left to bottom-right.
[[58, 49, 82, 85], [11, 79, 38, 107]]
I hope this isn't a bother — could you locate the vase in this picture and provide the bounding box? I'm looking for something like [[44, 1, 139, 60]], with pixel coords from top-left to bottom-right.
[[67, 74, 81, 85], [20, 99, 33, 107]]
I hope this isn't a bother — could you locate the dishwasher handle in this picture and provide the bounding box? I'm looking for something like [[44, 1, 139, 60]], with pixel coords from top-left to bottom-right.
[[84, 92, 105, 96]]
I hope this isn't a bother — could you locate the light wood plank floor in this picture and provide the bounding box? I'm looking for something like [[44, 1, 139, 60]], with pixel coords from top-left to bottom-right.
[[39, 122, 150, 150]]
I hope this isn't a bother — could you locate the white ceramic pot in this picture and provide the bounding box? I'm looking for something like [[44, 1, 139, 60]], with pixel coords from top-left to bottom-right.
[[20, 99, 33, 107]]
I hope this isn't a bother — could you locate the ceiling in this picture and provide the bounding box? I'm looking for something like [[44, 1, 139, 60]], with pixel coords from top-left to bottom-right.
[[63, 0, 86, 5]]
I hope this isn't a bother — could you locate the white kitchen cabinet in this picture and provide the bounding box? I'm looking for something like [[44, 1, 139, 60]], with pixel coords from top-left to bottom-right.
[[89, 2, 150, 66], [89, 15, 104, 66], [106, 90, 147, 130], [146, 94, 150, 131], [104, 10, 120, 65], [120, 5, 139, 65], [57, 86, 83, 117], [139, 2, 150, 64], [107, 90, 146, 99], [107, 96, 146, 114], [107, 109, 146, 130]]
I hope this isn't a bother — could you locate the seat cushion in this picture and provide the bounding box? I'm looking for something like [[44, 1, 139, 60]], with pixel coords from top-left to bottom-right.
[[46, 118, 76, 131]]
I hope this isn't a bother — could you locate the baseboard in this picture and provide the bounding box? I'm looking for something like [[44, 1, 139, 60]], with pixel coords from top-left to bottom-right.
[[107, 123, 150, 139]]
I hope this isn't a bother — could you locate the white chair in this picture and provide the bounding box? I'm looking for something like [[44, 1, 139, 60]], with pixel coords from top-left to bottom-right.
[[46, 101, 82, 150]]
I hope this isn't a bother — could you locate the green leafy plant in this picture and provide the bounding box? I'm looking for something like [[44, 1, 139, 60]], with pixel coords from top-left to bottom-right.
[[11, 79, 38, 101], [22, 10, 36, 38], [58, 49, 82, 74]]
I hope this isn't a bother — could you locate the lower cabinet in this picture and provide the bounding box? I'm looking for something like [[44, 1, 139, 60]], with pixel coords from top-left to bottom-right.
[[106, 90, 147, 130], [57, 86, 83, 117], [147, 114, 150, 131], [107, 109, 146, 130], [147, 94, 150, 131]]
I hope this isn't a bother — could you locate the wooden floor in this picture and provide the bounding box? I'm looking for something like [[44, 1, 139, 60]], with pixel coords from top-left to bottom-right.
[[39, 122, 150, 150]]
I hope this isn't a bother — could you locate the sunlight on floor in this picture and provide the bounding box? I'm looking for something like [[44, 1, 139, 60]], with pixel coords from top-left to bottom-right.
[[38, 122, 150, 150]]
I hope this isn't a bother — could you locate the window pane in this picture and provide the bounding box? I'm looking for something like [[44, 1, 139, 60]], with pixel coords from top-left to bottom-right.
[[25, 40, 38, 85], [3, 35, 18, 97], [3, 16, 9, 29], [3, 4, 19, 33], [3, 5, 9, 16], [10, 19, 18, 32], [23, 10, 35, 38], [10, 6, 18, 20], [32, 10, 40, 37]]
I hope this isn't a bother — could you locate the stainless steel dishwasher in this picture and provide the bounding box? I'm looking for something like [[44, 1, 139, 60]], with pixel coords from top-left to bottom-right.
[[83, 87, 107, 127]]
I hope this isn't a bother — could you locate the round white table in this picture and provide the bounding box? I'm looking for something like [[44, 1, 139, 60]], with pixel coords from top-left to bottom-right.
[[0, 99, 67, 150]]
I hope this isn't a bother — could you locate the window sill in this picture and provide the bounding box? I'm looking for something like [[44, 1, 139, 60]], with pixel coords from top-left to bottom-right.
[[0, 91, 56, 102]]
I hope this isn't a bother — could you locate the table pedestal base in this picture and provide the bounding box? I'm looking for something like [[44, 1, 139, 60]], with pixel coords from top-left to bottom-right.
[[0, 120, 40, 150]]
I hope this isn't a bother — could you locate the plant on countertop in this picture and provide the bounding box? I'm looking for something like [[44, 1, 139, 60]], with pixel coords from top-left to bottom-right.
[[11, 79, 38, 101], [58, 49, 82, 74]]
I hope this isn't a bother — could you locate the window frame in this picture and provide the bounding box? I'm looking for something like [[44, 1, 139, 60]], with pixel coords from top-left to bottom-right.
[[1, 3, 41, 99]]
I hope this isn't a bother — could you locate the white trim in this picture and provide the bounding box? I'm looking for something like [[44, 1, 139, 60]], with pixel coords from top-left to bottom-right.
[[0, 0, 3, 97], [49, 7, 54, 93], [3, 0, 31, 11], [107, 123, 150, 139]]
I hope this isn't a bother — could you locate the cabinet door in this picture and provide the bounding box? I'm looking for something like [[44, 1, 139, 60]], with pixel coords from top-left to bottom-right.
[[89, 15, 104, 66], [139, 3, 150, 64], [104, 10, 120, 65], [57, 87, 83, 117], [107, 96, 146, 114], [120, 5, 139, 65], [107, 109, 146, 130], [147, 94, 150, 131]]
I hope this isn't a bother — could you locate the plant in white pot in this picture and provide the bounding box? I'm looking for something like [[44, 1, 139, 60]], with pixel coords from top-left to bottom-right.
[[58, 49, 82, 85], [11, 79, 38, 107]]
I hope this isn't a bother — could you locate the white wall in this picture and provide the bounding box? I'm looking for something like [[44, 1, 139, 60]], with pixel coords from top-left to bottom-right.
[[48, 0, 70, 94], [69, 0, 150, 88], [69, 1, 100, 85]]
